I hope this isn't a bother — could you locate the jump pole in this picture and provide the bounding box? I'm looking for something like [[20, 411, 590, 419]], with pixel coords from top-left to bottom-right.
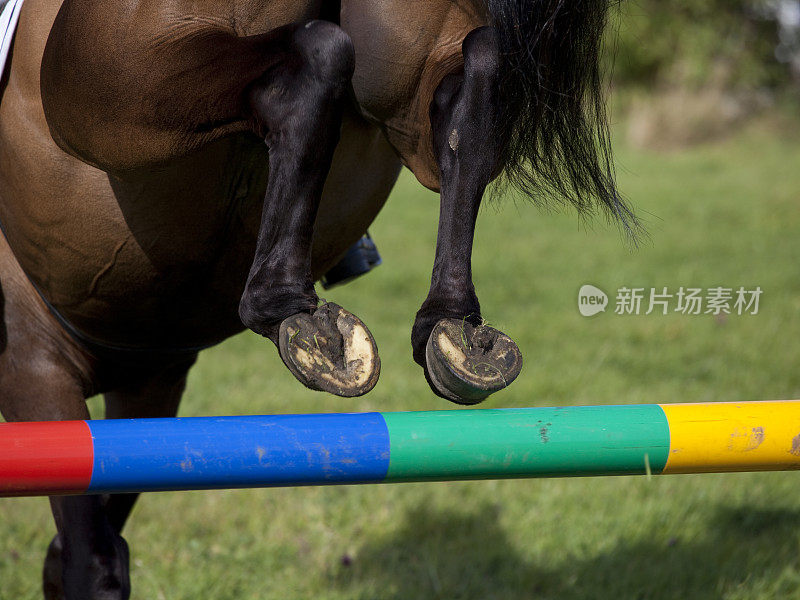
[[2, 401, 799, 497]]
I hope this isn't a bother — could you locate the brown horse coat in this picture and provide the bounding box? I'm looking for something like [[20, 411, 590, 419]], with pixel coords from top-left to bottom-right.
[[0, 1, 618, 596]]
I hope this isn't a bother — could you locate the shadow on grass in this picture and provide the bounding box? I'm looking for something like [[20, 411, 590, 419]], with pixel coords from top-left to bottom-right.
[[333, 504, 800, 600]]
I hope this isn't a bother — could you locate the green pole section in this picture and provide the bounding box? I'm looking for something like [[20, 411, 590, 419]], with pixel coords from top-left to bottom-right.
[[382, 406, 671, 481]]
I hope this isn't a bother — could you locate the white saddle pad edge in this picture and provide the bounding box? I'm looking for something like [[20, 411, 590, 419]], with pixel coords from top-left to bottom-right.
[[1, 0, 25, 83]]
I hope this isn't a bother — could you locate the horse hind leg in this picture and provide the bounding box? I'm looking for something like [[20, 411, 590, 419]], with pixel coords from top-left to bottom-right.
[[0, 237, 125, 599], [42, 495, 131, 600], [411, 27, 523, 404], [0, 370, 116, 600], [41, 356, 196, 600], [238, 21, 380, 397]]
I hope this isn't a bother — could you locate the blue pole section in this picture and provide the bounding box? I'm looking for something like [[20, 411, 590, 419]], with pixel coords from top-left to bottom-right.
[[86, 413, 391, 493]]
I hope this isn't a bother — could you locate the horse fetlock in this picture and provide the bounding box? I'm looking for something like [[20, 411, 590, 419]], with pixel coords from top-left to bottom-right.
[[239, 283, 318, 342], [424, 318, 522, 405], [278, 303, 380, 397], [411, 299, 481, 365]]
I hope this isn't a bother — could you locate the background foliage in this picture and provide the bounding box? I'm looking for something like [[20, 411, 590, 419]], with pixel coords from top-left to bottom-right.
[[606, 2, 799, 149], [610, 0, 797, 91]]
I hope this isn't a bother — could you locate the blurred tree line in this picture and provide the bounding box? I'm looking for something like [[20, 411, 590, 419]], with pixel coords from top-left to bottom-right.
[[609, 0, 800, 91], [605, 1, 799, 148]]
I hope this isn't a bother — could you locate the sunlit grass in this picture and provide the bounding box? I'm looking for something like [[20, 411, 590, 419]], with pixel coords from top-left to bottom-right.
[[1, 121, 799, 599]]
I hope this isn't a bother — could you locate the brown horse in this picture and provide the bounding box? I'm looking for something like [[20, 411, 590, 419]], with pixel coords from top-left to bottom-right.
[[0, 0, 632, 597]]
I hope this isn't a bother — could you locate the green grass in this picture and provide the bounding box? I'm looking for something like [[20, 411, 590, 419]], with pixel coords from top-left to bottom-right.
[[2, 121, 800, 599]]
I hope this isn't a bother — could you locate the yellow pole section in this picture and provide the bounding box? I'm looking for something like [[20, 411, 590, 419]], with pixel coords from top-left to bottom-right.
[[661, 401, 800, 474]]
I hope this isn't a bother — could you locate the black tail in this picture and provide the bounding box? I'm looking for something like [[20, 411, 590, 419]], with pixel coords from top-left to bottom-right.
[[487, 0, 637, 233]]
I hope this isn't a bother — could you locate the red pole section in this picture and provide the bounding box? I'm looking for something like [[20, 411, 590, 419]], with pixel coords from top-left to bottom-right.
[[0, 421, 94, 496]]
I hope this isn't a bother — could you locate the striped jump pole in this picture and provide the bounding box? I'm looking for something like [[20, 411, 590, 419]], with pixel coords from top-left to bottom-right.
[[2, 401, 799, 497]]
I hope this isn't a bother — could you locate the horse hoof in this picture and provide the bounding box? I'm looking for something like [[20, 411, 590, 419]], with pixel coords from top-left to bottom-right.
[[425, 319, 522, 405], [278, 303, 380, 397]]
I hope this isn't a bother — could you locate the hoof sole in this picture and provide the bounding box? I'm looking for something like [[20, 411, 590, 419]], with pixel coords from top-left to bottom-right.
[[278, 303, 380, 397], [425, 319, 522, 405]]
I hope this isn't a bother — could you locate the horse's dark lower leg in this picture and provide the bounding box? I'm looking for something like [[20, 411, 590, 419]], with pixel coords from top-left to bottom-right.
[[239, 21, 379, 397], [412, 27, 523, 404], [41, 356, 196, 600], [44, 496, 131, 600], [0, 366, 119, 600], [0, 261, 113, 600]]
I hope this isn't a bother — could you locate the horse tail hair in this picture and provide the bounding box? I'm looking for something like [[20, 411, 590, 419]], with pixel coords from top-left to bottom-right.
[[486, 0, 638, 235]]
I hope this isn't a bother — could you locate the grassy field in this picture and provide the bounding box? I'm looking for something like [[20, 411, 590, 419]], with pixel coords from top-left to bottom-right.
[[2, 120, 800, 599]]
